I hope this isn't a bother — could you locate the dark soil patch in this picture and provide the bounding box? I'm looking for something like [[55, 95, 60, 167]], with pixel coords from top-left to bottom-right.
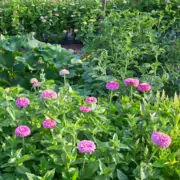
[[61, 43, 83, 54]]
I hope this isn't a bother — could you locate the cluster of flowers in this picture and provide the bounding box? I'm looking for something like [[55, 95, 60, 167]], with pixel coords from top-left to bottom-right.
[[106, 78, 151, 92], [80, 97, 97, 113], [30, 78, 42, 88], [14, 72, 171, 157]]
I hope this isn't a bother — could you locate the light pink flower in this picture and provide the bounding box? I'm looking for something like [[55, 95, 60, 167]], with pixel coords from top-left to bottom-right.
[[106, 81, 119, 90], [124, 78, 139, 87], [15, 125, 31, 138], [41, 90, 57, 99], [137, 83, 151, 92], [42, 19, 46, 23], [78, 140, 96, 154], [151, 132, 171, 148], [33, 81, 41, 87], [59, 69, 69, 76], [16, 97, 30, 108], [42, 119, 56, 129], [30, 78, 38, 84], [85, 97, 97, 104], [80, 106, 91, 113]]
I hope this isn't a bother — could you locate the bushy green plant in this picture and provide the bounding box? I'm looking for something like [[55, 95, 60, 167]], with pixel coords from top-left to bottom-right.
[[82, 3, 180, 95], [0, 33, 84, 88], [0, 78, 179, 179], [0, 0, 101, 42]]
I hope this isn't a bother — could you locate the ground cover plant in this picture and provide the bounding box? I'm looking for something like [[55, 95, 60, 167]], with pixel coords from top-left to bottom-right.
[[0, 76, 179, 179]]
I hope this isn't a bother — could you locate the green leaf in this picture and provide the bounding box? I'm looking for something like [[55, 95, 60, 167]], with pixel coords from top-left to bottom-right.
[[95, 175, 110, 180], [26, 173, 42, 180], [81, 161, 99, 178], [16, 165, 31, 174], [117, 169, 128, 180], [17, 154, 35, 164], [42, 169, 55, 180]]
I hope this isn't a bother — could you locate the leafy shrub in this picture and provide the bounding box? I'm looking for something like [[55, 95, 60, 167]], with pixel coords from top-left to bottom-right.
[[0, 0, 101, 43], [82, 4, 180, 95], [0, 33, 83, 88]]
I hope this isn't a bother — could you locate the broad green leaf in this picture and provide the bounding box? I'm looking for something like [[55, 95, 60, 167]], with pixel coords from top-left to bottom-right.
[[42, 169, 55, 180], [117, 169, 128, 180], [26, 173, 42, 180]]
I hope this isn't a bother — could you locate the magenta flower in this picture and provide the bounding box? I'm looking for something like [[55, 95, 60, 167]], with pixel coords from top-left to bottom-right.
[[15, 125, 31, 138], [85, 97, 97, 104], [33, 81, 41, 88], [59, 69, 69, 76], [42, 119, 57, 129], [124, 78, 139, 87], [106, 81, 119, 90], [78, 140, 96, 154], [137, 83, 151, 92], [151, 132, 171, 148], [16, 97, 30, 108], [80, 106, 91, 113], [30, 78, 38, 84], [41, 90, 57, 99]]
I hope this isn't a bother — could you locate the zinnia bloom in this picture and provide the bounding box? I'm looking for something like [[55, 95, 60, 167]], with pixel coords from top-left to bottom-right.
[[85, 97, 97, 104], [151, 132, 171, 148], [30, 78, 38, 84], [41, 90, 57, 99], [59, 69, 69, 76], [78, 140, 96, 154], [137, 83, 151, 92], [15, 125, 31, 137], [42, 119, 56, 129], [33, 81, 41, 88], [106, 81, 119, 90], [16, 97, 30, 108], [124, 78, 139, 87], [80, 106, 91, 113]]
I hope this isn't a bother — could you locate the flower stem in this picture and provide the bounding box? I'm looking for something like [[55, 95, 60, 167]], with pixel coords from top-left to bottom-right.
[[64, 75, 66, 87], [130, 86, 133, 102], [109, 90, 113, 104], [82, 155, 86, 171], [22, 137, 25, 154], [148, 148, 158, 163]]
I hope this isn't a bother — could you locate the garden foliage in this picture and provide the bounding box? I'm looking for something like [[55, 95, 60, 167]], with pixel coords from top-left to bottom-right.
[[0, 0, 180, 179], [0, 80, 179, 179]]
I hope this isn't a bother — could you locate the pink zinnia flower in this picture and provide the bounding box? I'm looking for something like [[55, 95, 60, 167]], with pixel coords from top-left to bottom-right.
[[137, 83, 151, 92], [30, 78, 38, 84], [42, 119, 56, 129], [15, 125, 31, 138], [106, 81, 119, 90], [151, 132, 171, 148], [124, 78, 139, 87], [80, 106, 91, 113], [85, 97, 97, 104], [33, 81, 41, 87], [16, 97, 30, 108], [41, 90, 57, 99], [59, 69, 69, 76], [78, 140, 96, 154]]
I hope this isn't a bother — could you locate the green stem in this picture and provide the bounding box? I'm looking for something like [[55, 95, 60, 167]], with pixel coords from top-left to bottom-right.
[[148, 148, 158, 163], [64, 75, 66, 87], [130, 86, 133, 102], [109, 90, 113, 104], [82, 155, 86, 171], [22, 137, 25, 154]]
